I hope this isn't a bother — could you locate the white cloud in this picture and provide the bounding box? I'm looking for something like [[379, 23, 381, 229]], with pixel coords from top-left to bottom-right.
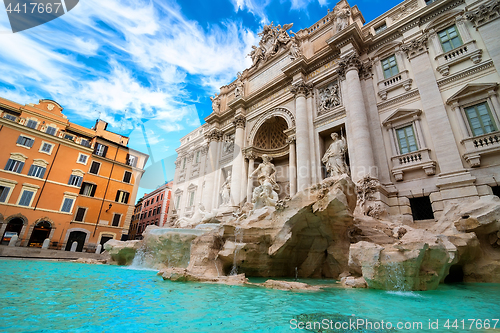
[[74, 37, 99, 55]]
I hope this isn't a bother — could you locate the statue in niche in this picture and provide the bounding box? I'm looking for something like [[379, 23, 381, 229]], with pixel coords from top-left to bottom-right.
[[335, 6, 351, 31], [220, 172, 232, 206], [318, 83, 341, 114], [249, 154, 279, 191], [234, 72, 244, 98], [210, 93, 220, 113], [322, 132, 349, 178], [289, 37, 301, 61]]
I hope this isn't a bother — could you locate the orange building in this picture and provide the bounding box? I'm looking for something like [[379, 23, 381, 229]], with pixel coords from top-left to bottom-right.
[[0, 97, 148, 251]]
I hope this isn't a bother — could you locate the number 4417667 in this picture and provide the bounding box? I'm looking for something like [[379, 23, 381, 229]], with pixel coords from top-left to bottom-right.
[[444, 319, 499, 330], [6, 3, 62, 14]]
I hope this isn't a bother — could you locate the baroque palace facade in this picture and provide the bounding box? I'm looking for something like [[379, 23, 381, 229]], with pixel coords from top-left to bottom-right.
[[171, 0, 500, 222], [0, 98, 148, 251]]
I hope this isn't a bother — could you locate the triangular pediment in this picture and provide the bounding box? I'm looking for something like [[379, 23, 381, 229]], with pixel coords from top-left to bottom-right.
[[382, 108, 421, 126], [447, 83, 499, 104], [174, 188, 183, 195], [187, 183, 197, 191]]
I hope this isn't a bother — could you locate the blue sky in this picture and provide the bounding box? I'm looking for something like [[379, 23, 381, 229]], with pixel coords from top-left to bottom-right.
[[0, 0, 402, 200]]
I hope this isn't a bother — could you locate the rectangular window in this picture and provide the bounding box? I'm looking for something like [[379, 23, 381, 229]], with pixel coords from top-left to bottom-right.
[[182, 158, 186, 170], [3, 113, 17, 121], [74, 207, 86, 222], [46, 126, 57, 136], [188, 191, 195, 207], [94, 143, 108, 157], [18, 190, 34, 207], [438, 25, 463, 53], [61, 198, 74, 213], [27, 165, 46, 178], [0, 186, 10, 203], [80, 182, 97, 197], [123, 171, 132, 183], [115, 190, 130, 204], [425, 0, 436, 5], [40, 143, 53, 154], [80, 139, 91, 148], [375, 23, 387, 34], [175, 195, 181, 209], [89, 161, 101, 175], [195, 151, 200, 163], [5, 159, 24, 173], [16, 135, 34, 148], [68, 175, 83, 187], [112, 214, 121, 227], [26, 119, 38, 129], [126, 154, 137, 167], [157, 207, 161, 214], [148, 210, 152, 217], [64, 133, 74, 141], [78, 154, 88, 164], [396, 125, 418, 154], [381, 55, 399, 79], [409, 196, 435, 221], [465, 102, 498, 136], [152, 209, 156, 216]]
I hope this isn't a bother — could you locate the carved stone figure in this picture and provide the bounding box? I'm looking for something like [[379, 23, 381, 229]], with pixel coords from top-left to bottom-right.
[[318, 83, 341, 114], [223, 134, 234, 155], [336, 7, 351, 31], [234, 73, 244, 98], [252, 180, 279, 211], [249, 154, 279, 191], [289, 37, 301, 61], [210, 93, 220, 113], [355, 175, 380, 216], [248, 22, 294, 68], [220, 172, 232, 206], [322, 133, 349, 178]]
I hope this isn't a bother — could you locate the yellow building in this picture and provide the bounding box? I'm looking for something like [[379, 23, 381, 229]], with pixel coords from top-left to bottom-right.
[[0, 97, 148, 251]]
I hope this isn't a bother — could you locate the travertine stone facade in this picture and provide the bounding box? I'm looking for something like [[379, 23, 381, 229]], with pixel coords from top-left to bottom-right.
[[171, 0, 500, 222]]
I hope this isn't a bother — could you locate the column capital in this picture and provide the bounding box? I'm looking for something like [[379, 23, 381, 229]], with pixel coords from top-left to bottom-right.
[[204, 129, 223, 142], [290, 81, 313, 97], [186, 153, 194, 162], [465, 0, 500, 28], [233, 115, 246, 129], [286, 135, 296, 144], [337, 52, 362, 79], [244, 152, 257, 160], [200, 146, 209, 155], [401, 34, 428, 59]]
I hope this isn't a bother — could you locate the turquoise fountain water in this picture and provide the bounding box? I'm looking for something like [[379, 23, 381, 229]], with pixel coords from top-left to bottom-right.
[[1, 259, 499, 333]]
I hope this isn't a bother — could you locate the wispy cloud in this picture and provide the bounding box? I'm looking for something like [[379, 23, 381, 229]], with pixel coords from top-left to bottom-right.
[[230, 0, 330, 22]]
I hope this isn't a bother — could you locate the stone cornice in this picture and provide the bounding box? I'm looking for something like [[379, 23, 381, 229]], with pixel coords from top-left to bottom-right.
[[437, 60, 495, 88], [377, 88, 420, 110], [326, 23, 365, 53]]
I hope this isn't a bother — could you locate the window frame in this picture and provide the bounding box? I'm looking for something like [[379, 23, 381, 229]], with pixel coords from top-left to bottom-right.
[[74, 207, 87, 222], [395, 124, 419, 155], [463, 101, 498, 137], [16, 135, 35, 149], [27, 164, 46, 179], [79, 182, 97, 197], [26, 119, 38, 129], [39, 142, 54, 155], [381, 55, 399, 79], [438, 25, 463, 53], [60, 196, 76, 213], [89, 161, 101, 175], [374, 23, 387, 34], [17, 188, 37, 207], [123, 171, 132, 184], [94, 143, 108, 157], [115, 190, 130, 204], [4, 159, 25, 173], [0, 179, 17, 203], [45, 126, 57, 136], [112, 213, 122, 227]]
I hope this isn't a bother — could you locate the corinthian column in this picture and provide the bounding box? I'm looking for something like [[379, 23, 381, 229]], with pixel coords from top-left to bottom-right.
[[290, 81, 313, 191], [338, 52, 376, 182], [287, 136, 297, 196], [230, 115, 246, 206], [246, 153, 256, 203], [202, 129, 222, 210]]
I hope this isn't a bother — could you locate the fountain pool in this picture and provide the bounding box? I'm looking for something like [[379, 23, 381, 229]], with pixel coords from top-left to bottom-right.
[[1, 259, 499, 332]]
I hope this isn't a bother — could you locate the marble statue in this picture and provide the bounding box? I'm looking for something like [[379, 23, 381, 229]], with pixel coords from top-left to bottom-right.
[[210, 93, 220, 113], [249, 154, 279, 191], [252, 180, 279, 211], [322, 133, 349, 177], [289, 37, 301, 61], [249, 22, 294, 67], [318, 83, 341, 114], [336, 7, 351, 31], [234, 73, 244, 98], [220, 172, 232, 206]]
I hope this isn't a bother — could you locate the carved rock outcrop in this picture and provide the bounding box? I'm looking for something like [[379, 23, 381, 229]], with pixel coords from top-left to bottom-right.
[[104, 239, 142, 265]]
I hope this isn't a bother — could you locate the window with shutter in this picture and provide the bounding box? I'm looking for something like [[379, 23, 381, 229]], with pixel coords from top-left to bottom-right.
[[115, 190, 130, 204], [3, 113, 16, 121], [80, 182, 96, 197], [17, 135, 34, 148], [28, 165, 46, 178], [40, 143, 53, 153], [94, 143, 108, 157], [0, 186, 10, 203], [46, 126, 57, 136], [74, 207, 86, 222], [123, 171, 132, 183], [89, 161, 101, 175], [5, 159, 24, 173], [112, 214, 121, 227], [26, 119, 38, 129], [61, 198, 74, 213], [68, 175, 83, 187], [18, 190, 34, 206]]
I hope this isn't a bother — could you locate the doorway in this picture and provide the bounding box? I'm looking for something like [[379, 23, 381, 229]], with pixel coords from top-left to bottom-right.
[[1, 218, 24, 245], [28, 221, 51, 247], [99, 235, 113, 253], [65, 231, 87, 252]]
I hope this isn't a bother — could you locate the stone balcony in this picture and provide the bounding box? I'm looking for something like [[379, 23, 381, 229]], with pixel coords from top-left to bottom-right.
[[377, 70, 412, 100], [462, 131, 500, 167], [391, 148, 436, 181], [436, 40, 482, 76]]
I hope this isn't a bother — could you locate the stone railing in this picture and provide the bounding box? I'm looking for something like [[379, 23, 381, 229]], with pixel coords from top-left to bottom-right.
[[377, 70, 412, 100], [436, 40, 482, 76], [462, 131, 500, 167], [390, 148, 436, 181]]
